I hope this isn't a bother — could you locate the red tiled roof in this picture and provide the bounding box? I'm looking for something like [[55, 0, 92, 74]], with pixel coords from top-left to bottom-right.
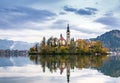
[[60, 36, 65, 41]]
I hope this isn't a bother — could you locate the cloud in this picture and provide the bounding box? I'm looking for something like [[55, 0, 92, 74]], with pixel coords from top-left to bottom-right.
[[63, 6, 77, 12], [71, 25, 105, 34], [59, 12, 66, 15], [76, 7, 98, 15], [85, 7, 98, 11], [63, 6, 98, 15], [0, 6, 56, 30], [0, 0, 34, 7], [0, 0, 63, 7], [76, 9, 92, 15], [48, 20, 69, 30], [104, 12, 114, 17], [53, 20, 68, 24], [95, 16, 120, 29], [33, 0, 63, 3]]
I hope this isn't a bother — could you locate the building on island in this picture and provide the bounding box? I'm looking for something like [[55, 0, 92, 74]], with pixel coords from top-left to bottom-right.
[[47, 24, 71, 47], [59, 34, 66, 46], [31, 24, 108, 55]]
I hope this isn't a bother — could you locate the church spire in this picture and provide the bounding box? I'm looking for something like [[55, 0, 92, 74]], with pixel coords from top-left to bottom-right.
[[67, 24, 70, 32], [66, 24, 70, 45]]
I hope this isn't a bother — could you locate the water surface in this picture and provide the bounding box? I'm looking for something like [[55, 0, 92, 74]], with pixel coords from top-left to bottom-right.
[[0, 53, 120, 83]]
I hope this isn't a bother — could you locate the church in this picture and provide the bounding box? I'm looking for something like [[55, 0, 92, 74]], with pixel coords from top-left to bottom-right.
[[47, 24, 71, 46]]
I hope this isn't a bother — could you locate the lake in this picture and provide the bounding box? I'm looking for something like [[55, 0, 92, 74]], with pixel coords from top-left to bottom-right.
[[0, 52, 120, 83]]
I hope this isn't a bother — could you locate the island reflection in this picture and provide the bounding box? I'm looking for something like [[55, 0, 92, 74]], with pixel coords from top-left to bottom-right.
[[29, 54, 108, 83]]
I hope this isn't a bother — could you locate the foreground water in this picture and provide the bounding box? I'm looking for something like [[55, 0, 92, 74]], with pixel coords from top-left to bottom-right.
[[0, 53, 120, 83]]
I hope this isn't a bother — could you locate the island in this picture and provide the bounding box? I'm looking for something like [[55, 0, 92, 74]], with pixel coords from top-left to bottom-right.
[[29, 24, 108, 55]]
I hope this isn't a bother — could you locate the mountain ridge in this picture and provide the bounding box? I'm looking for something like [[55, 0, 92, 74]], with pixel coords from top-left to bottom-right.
[[91, 29, 120, 50], [0, 39, 35, 50]]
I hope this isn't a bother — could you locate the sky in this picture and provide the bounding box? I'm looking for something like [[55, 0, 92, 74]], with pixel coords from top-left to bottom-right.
[[0, 0, 120, 43]]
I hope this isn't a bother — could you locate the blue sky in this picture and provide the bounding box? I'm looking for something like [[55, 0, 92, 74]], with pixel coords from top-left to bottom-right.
[[0, 0, 120, 42]]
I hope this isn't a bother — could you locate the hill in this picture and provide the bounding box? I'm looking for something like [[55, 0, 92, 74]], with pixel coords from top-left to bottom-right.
[[91, 30, 120, 50], [0, 39, 34, 50]]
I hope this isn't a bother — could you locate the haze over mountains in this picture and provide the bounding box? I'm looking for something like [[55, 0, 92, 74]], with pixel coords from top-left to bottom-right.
[[0, 39, 34, 50], [0, 30, 120, 50]]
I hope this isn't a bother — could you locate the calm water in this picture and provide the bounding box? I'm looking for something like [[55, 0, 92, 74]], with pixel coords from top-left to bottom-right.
[[0, 53, 120, 83]]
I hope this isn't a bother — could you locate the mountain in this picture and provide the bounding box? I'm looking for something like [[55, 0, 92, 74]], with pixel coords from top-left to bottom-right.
[[0, 39, 35, 50], [91, 30, 120, 50], [0, 39, 13, 49]]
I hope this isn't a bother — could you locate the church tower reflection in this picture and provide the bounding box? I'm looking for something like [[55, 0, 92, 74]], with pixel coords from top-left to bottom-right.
[[66, 63, 70, 83], [59, 62, 70, 83]]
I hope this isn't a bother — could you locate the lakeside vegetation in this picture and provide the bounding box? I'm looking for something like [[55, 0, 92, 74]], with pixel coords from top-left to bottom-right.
[[29, 38, 108, 55]]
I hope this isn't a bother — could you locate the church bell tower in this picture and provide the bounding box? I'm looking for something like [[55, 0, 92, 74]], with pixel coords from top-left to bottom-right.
[[66, 24, 70, 45]]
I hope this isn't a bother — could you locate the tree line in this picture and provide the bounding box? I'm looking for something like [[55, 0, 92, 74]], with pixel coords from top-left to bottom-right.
[[29, 37, 108, 55]]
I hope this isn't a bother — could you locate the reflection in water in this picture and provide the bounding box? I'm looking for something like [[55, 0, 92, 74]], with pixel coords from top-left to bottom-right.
[[29, 55, 108, 83], [0, 56, 33, 67], [0, 53, 120, 83], [0, 50, 27, 57], [100, 55, 120, 77]]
